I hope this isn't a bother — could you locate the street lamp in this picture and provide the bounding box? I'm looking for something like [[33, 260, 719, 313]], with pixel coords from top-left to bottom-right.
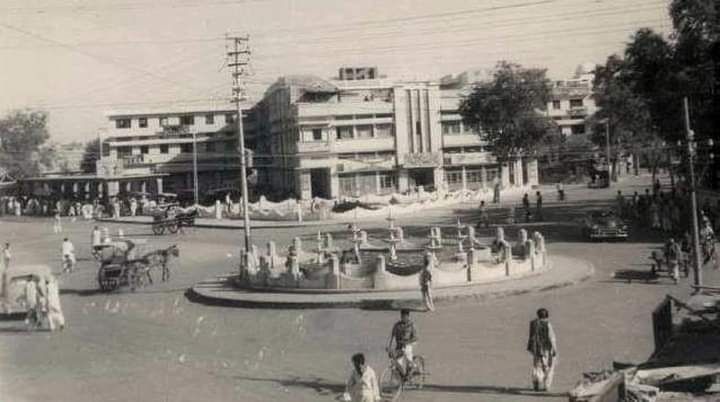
[[192, 131, 199, 205]]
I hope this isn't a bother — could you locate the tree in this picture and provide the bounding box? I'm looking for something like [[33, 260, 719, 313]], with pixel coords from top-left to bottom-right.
[[459, 61, 557, 162], [592, 54, 654, 177], [0, 110, 52, 179], [81, 138, 101, 173]]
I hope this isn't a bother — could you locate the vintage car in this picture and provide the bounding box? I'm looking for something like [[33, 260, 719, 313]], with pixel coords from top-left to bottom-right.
[[581, 209, 629, 240]]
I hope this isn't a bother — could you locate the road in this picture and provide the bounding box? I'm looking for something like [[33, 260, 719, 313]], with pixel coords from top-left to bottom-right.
[[1, 175, 716, 402]]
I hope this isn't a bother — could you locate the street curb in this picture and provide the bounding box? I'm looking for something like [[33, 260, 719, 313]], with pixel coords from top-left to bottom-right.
[[187, 257, 595, 310]]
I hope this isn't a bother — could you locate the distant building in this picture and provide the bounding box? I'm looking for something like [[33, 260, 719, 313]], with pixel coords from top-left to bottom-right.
[[249, 67, 537, 200], [546, 63, 598, 136]]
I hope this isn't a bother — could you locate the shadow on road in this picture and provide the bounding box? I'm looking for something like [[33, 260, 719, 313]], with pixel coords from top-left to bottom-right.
[[232, 375, 344, 397], [420, 383, 567, 398]]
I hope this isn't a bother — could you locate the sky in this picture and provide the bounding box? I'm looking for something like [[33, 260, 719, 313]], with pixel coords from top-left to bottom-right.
[[0, 0, 673, 144]]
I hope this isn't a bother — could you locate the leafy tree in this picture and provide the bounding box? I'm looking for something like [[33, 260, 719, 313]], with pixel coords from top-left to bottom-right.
[[459, 61, 557, 162], [0, 110, 52, 179], [81, 138, 101, 173]]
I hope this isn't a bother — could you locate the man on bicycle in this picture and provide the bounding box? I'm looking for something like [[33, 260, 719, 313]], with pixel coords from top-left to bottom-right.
[[388, 309, 417, 380]]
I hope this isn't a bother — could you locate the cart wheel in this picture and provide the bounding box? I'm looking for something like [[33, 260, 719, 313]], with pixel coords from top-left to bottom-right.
[[152, 224, 164, 235], [168, 222, 179, 234], [98, 267, 119, 291]]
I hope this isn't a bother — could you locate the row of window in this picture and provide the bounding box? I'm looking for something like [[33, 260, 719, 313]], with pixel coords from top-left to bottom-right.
[[114, 113, 237, 129], [445, 168, 500, 185], [551, 99, 585, 110], [114, 141, 237, 156], [338, 172, 397, 196]]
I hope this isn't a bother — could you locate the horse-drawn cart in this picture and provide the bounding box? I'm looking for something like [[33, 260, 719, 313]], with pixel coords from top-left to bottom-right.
[[151, 207, 197, 235], [96, 240, 179, 292]]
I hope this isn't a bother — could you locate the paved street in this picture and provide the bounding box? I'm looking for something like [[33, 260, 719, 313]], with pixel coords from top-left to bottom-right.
[[1, 175, 716, 402]]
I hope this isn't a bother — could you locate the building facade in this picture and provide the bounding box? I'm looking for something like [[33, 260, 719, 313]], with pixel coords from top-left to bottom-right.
[[101, 106, 251, 197], [546, 63, 598, 137], [250, 68, 538, 200]]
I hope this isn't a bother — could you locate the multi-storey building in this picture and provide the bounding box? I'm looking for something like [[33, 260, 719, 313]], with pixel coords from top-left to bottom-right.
[[546, 63, 598, 136], [250, 67, 538, 200], [100, 105, 252, 197]]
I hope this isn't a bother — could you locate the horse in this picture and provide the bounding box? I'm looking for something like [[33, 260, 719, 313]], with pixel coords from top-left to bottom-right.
[[140, 244, 180, 284]]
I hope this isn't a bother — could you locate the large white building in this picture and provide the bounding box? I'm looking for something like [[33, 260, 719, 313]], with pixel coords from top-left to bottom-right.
[[249, 67, 538, 200]]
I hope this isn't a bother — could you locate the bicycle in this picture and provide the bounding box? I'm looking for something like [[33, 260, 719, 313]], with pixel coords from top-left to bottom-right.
[[380, 347, 426, 399]]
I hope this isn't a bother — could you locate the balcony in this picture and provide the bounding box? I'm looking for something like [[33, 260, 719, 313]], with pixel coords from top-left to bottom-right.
[[296, 141, 330, 154], [567, 107, 588, 117], [296, 101, 393, 118], [443, 134, 484, 147]]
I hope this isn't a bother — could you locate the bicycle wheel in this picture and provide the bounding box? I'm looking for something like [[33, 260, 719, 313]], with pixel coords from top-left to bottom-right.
[[168, 221, 179, 234], [380, 365, 402, 397], [411, 356, 426, 389], [152, 224, 164, 235]]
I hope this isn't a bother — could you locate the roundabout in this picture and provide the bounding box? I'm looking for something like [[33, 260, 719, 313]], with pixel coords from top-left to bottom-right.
[[189, 218, 594, 309]]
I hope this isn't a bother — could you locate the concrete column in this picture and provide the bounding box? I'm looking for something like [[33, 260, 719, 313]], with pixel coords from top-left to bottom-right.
[[514, 159, 523, 187], [501, 163, 510, 188], [461, 166, 467, 191], [124, 181, 131, 193], [481, 166, 487, 189], [326, 255, 341, 289], [526, 159, 539, 187], [398, 169, 409, 193], [72, 182, 79, 195], [433, 167, 444, 191], [107, 180, 119, 197], [156, 178, 163, 194], [375, 171, 381, 195], [141, 181, 147, 193], [329, 172, 340, 199], [295, 170, 312, 200]]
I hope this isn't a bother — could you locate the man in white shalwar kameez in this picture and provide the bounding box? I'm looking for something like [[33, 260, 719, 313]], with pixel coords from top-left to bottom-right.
[[527, 308, 558, 392]]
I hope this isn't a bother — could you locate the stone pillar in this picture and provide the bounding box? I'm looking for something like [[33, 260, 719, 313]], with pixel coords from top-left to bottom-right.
[[375, 171, 381, 195], [526, 239, 536, 270], [72, 182, 79, 195], [124, 181, 131, 193], [461, 165, 467, 192], [466, 248, 475, 282], [324, 233, 333, 249], [433, 167, 445, 193], [326, 255, 341, 289], [373, 255, 387, 289], [267, 241, 277, 269], [141, 181, 147, 193], [481, 166, 487, 190]]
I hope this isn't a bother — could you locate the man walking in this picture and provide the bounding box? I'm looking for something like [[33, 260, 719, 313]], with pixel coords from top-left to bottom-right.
[[527, 308, 557, 392], [62, 238, 76, 273], [535, 191, 543, 222], [420, 252, 435, 312], [344, 353, 380, 402], [1, 243, 10, 297]]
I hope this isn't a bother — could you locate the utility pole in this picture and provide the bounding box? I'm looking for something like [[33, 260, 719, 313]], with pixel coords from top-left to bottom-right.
[[192, 131, 199, 205], [684, 97, 702, 289], [605, 119, 612, 186], [226, 34, 252, 251]]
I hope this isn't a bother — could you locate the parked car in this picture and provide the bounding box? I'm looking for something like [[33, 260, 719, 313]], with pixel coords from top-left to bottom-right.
[[581, 209, 629, 241]]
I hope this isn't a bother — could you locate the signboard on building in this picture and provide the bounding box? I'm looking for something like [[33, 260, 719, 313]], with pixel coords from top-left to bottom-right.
[[337, 156, 394, 173], [401, 152, 442, 168], [446, 152, 496, 166]]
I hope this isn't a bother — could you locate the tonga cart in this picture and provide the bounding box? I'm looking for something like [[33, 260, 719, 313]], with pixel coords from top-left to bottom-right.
[[96, 239, 151, 292], [1, 264, 54, 315]]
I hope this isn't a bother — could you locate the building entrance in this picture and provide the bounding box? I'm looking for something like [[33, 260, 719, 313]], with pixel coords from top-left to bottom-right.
[[310, 168, 330, 199], [408, 168, 435, 191]]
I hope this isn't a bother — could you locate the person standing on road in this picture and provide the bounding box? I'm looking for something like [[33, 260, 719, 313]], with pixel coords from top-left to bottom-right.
[[45, 276, 65, 331], [1, 243, 10, 297], [420, 253, 435, 312], [527, 308, 558, 392], [344, 353, 380, 402], [53, 211, 62, 234], [535, 191, 543, 222], [61, 238, 76, 273], [493, 181, 501, 204], [478, 200, 489, 228], [91, 226, 102, 259]]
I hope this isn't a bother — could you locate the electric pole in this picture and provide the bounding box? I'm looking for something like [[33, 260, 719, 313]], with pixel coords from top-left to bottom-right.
[[226, 34, 252, 251], [684, 97, 702, 289]]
